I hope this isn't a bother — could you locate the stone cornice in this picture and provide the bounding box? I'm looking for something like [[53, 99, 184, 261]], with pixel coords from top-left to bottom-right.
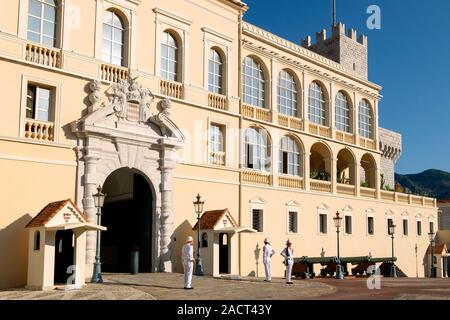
[[153, 7, 193, 26], [242, 22, 382, 95]]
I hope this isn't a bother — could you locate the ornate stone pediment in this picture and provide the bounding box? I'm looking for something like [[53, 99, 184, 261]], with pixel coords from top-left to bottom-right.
[[74, 78, 185, 143]]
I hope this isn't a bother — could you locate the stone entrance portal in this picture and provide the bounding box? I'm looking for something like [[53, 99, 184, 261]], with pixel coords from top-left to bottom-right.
[[71, 78, 185, 279], [102, 168, 153, 273]]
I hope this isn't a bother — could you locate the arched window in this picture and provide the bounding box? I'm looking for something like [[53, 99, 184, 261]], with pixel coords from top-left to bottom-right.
[[335, 92, 351, 133], [34, 231, 40, 251], [102, 11, 125, 66], [242, 57, 265, 108], [208, 49, 223, 94], [278, 70, 298, 117], [243, 127, 270, 172], [279, 136, 301, 176], [308, 82, 327, 125], [27, 0, 58, 47], [161, 31, 179, 82], [359, 100, 373, 139], [202, 233, 208, 248]]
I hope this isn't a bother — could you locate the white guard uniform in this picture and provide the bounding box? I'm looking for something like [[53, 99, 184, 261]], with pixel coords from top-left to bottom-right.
[[281, 247, 294, 283], [182, 243, 194, 288], [263, 244, 276, 281]]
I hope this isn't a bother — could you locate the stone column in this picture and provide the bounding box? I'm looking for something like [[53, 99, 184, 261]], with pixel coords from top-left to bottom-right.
[[330, 157, 337, 194], [159, 144, 177, 272], [82, 154, 100, 278]]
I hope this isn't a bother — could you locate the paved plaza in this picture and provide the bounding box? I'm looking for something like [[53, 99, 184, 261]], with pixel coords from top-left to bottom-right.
[[0, 273, 449, 300]]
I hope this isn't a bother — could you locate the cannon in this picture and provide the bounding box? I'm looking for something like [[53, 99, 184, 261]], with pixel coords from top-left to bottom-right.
[[292, 257, 316, 279], [347, 257, 397, 276], [293, 257, 340, 278]]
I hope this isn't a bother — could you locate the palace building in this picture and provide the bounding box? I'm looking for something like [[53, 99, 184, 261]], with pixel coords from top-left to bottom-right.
[[0, 0, 439, 289]]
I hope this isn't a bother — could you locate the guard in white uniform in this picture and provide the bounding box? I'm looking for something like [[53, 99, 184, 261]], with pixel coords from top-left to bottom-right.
[[281, 239, 294, 284], [262, 238, 275, 282], [182, 236, 195, 289]]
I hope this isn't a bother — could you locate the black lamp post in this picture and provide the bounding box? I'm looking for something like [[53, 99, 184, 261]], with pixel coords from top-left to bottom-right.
[[333, 211, 344, 280], [193, 194, 204, 276], [428, 231, 436, 278], [91, 185, 106, 283], [389, 224, 397, 278]]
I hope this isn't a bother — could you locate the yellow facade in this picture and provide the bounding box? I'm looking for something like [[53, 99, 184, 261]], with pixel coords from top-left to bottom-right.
[[0, 0, 437, 289]]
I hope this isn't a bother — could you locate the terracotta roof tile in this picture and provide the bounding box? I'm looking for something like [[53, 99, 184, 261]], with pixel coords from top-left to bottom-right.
[[26, 199, 88, 228], [192, 209, 234, 230], [426, 244, 447, 255]]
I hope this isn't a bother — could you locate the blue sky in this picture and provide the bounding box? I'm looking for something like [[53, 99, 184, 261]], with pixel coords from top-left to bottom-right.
[[242, 0, 450, 174]]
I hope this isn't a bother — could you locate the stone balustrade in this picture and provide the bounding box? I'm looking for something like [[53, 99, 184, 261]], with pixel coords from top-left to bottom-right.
[[278, 176, 303, 189], [309, 123, 331, 138], [100, 63, 128, 82], [336, 131, 355, 144], [310, 179, 332, 193], [210, 151, 226, 166], [243, 170, 271, 185], [337, 183, 355, 195], [25, 43, 60, 68], [359, 137, 376, 150], [360, 187, 376, 199], [160, 80, 183, 99], [24, 119, 55, 142], [208, 94, 227, 110]]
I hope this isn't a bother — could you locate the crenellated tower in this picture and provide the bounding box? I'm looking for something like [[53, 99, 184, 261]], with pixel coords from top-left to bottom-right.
[[301, 22, 368, 79]]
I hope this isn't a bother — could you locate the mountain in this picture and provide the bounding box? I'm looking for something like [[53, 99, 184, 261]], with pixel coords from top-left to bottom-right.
[[395, 169, 450, 200]]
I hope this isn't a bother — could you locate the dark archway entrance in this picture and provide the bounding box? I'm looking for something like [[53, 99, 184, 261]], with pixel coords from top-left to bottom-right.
[[54, 230, 74, 284], [101, 168, 153, 273], [219, 233, 230, 274]]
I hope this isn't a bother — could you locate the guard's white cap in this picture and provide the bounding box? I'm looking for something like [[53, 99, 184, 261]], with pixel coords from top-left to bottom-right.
[[186, 236, 193, 243], [264, 238, 270, 243]]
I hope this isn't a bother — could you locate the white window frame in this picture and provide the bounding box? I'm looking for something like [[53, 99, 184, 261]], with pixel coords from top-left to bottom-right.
[[401, 212, 409, 237], [202, 27, 232, 97], [154, 8, 191, 84], [279, 136, 301, 176], [309, 81, 327, 126], [278, 70, 298, 117], [428, 215, 436, 234], [160, 31, 179, 82], [242, 56, 266, 108], [102, 10, 125, 66], [386, 210, 395, 236], [19, 75, 62, 142], [358, 99, 373, 139], [317, 203, 329, 235], [27, 0, 58, 48], [286, 200, 300, 235], [250, 197, 266, 234], [366, 208, 375, 236], [343, 206, 353, 236], [416, 214, 423, 237], [243, 127, 270, 172], [335, 91, 351, 133]]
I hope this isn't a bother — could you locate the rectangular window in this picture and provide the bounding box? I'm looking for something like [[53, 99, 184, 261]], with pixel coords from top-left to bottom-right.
[[252, 209, 263, 233], [417, 221, 422, 236], [26, 84, 52, 122], [429, 221, 434, 234], [403, 219, 409, 236], [345, 216, 352, 235], [367, 217, 374, 235], [288, 211, 298, 234], [209, 124, 224, 153], [319, 214, 327, 234], [387, 218, 394, 235]]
